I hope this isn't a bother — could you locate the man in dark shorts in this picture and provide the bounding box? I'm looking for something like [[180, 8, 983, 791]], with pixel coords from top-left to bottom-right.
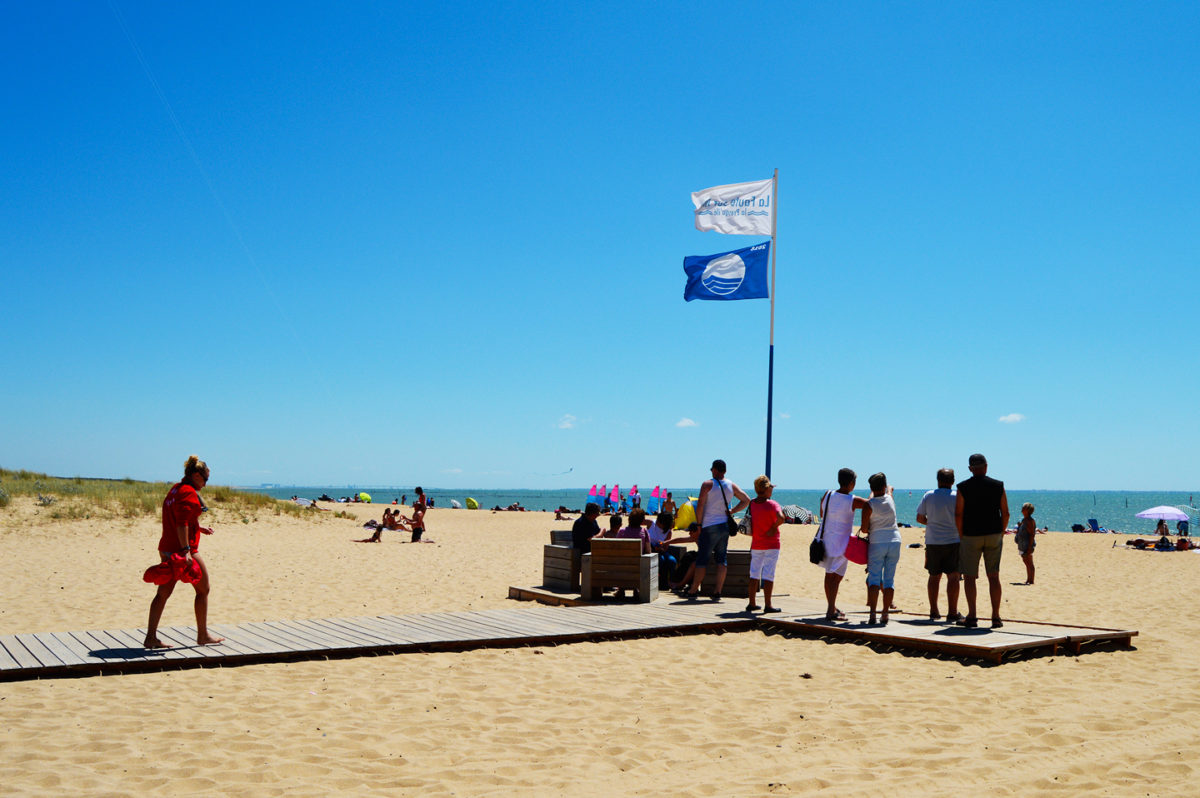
[[571, 503, 602, 554], [955, 454, 1009, 629], [916, 468, 961, 622], [405, 486, 428, 542]]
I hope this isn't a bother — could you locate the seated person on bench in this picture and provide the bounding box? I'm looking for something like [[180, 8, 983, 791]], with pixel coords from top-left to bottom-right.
[[616, 508, 651, 554]]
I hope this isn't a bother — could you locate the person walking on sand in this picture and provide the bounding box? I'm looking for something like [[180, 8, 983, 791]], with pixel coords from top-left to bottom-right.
[[144, 455, 224, 649], [1016, 502, 1037, 585], [863, 473, 901, 625], [955, 453, 1010, 629], [686, 459, 750, 600], [916, 468, 962, 622], [817, 468, 872, 622], [747, 475, 787, 614]]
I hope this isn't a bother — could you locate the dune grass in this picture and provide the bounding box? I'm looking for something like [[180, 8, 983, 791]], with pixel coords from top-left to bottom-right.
[[0, 468, 309, 523]]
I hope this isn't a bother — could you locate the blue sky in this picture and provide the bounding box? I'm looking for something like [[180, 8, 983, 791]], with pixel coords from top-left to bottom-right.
[[2, 2, 1197, 491]]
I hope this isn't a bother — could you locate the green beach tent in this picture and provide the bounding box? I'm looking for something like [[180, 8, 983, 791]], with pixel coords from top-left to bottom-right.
[[465, 497, 479, 510]]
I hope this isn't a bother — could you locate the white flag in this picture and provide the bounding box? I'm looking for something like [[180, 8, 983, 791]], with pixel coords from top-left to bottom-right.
[[691, 177, 774, 235]]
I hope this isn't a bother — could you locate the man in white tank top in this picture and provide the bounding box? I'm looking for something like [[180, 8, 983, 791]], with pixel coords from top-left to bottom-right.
[[686, 459, 750, 599]]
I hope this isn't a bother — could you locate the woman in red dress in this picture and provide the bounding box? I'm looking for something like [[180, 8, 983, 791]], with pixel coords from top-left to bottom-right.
[[144, 455, 224, 649]]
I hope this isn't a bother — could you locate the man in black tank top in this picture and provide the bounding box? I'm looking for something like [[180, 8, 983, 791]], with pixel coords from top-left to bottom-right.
[[954, 454, 1010, 629]]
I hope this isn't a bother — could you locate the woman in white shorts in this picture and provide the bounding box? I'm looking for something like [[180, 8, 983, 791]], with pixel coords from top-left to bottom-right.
[[817, 468, 872, 622], [747, 475, 787, 614]]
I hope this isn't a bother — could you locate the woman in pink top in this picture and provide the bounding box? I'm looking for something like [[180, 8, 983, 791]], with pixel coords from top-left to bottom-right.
[[747, 475, 787, 614], [615, 508, 651, 554]]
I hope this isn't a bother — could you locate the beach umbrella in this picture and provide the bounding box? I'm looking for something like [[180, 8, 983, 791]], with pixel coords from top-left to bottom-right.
[[781, 505, 813, 523], [1135, 506, 1190, 521], [450, 499, 462, 509], [465, 497, 479, 510]]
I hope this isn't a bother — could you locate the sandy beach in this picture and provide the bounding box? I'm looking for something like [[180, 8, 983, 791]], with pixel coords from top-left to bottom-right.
[[1, 497, 1198, 796]]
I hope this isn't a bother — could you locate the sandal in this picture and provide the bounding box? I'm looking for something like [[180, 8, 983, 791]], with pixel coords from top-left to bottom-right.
[[763, 606, 781, 614], [745, 603, 760, 613], [825, 610, 847, 621]]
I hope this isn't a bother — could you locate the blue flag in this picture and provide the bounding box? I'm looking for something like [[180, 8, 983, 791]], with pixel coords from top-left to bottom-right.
[[683, 241, 770, 302]]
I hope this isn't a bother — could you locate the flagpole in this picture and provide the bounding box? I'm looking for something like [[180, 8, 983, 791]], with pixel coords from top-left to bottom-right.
[[765, 168, 778, 478]]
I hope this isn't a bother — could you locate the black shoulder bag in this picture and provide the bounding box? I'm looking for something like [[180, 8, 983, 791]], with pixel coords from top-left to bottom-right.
[[716, 479, 739, 536], [809, 491, 831, 564]]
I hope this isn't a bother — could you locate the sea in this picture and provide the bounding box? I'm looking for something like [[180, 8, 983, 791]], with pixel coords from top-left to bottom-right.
[[244, 486, 1199, 535]]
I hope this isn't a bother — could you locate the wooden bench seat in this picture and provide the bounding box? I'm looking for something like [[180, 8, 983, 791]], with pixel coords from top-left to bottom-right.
[[581, 538, 658, 602], [666, 546, 752, 597], [543, 530, 581, 591], [700, 549, 751, 597]]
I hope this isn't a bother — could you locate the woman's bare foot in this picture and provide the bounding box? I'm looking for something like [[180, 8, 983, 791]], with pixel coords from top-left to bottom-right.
[[197, 634, 224, 646], [143, 636, 172, 649]]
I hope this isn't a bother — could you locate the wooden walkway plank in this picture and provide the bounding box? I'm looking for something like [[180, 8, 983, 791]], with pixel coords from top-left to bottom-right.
[[125, 628, 192, 660], [371, 615, 461, 644], [292, 617, 393, 648], [18, 634, 70, 668], [387, 612, 505, 642], [306, 617, 396, 646], [78, 629, 165, 663], [0, 639, 22, 670], [259, 620, 345, 651], [509, 606, 634, 634], [0, 636, 45, 670], [422, 611, 540, 640], [43, 628, 99, 667], [155, 627, 221, 658], [469, 608, 607, 638], [211, 624, 292, 655], [250, 620, 335, 651], [346, 615, 436, 645]]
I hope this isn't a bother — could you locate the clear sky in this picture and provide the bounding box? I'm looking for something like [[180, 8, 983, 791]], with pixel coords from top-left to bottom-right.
[[2, 2, 1197, 491]]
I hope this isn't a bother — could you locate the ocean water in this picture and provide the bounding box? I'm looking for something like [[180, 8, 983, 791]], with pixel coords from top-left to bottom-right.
[[246, 486, 1198, 534]]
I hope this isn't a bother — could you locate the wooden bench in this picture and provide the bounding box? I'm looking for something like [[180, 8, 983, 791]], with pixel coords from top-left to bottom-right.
[[699, 549, 751, 598], [665, 546, 751, 597], [580, 538, 658, 602], [543, 530, 581, 591]]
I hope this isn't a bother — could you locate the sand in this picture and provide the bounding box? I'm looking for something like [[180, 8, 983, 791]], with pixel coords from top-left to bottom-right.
[[1, 496, 1198, 796]]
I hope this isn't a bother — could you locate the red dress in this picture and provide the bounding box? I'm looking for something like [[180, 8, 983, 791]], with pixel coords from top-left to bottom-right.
[[157, 482, 203, 554]]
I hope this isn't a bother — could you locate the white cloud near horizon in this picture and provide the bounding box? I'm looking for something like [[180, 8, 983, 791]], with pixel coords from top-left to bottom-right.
[[676, 417, 698, 428], [998, 413, 1026, 424], [442, 467, 463, 474], [557, 414, 577, 429]]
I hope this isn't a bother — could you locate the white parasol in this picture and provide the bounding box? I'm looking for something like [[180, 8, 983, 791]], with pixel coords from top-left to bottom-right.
[[1134, 506, 1190, 521]]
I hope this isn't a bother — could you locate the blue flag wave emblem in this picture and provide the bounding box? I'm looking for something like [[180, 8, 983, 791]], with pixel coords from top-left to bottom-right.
[[683, 241, 770, 302]]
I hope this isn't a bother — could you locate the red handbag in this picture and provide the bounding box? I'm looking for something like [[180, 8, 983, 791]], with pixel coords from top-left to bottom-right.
[[845, 535, 868, 565]]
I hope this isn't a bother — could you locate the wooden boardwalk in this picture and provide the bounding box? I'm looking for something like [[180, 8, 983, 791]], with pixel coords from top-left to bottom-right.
[[756, 607, 1138, 664], [0, 594, 1136, 682]]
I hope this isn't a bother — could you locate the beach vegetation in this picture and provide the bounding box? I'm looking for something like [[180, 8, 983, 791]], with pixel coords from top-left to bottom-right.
[[0, 468, 308, 522]]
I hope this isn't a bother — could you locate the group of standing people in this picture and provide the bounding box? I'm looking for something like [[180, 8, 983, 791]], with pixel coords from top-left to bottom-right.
[[816, 453, 1017, 629]]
